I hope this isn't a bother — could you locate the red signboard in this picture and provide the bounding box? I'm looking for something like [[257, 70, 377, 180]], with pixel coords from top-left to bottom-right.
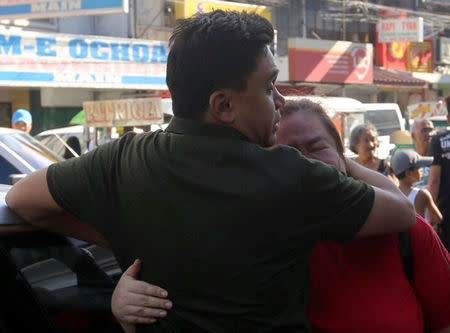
[[375, 10, 433, 73], [288, 38, 373, 84]]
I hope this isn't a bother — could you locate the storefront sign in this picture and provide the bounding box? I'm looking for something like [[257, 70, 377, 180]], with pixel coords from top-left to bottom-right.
[[83, 97, 164, 127], [407, 101, 447, 120], [288, 38, 373, 84], [407, 41, 433, 72], [377, 17, 423, 43], [376, 39, 433, 73], [0, 0, 128, 19], [0, 28, 167, 89], [175, 0, 270, 21]]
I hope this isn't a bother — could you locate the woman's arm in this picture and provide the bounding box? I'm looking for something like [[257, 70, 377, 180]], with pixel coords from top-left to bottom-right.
[[344, 157, 415, 237], [111, 259, 173, 332], [420, 189, 443, 225]]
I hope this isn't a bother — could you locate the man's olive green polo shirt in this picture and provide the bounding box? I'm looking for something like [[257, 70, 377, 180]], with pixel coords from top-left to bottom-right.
[[48, 116, 374, 332]]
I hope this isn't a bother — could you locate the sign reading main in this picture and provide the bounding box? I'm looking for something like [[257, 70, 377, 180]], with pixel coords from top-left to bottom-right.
[[0, 28, 168, 89], [0, 0, 128, 19], [377, 17, 424, 43]]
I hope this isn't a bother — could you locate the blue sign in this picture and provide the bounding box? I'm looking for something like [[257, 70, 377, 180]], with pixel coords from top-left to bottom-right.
[[0, 0, 128, 20], [0, 28, 168, 90]]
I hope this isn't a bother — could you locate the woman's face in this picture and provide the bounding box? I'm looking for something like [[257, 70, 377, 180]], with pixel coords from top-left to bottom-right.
[[276, 111, 346, 173], [355, 129, 378, 159]]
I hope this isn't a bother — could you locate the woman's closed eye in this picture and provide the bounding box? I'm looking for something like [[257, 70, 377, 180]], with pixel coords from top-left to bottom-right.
[[310, 144, 328, 152]]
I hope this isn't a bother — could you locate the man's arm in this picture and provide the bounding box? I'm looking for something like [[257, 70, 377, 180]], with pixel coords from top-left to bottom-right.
[[5, 167, 108, 247], [428, 165, 441, 202], [345, 158, 415, 237]]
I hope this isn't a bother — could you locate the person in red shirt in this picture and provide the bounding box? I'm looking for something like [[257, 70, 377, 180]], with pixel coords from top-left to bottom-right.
[[111, 99, 450, 333]]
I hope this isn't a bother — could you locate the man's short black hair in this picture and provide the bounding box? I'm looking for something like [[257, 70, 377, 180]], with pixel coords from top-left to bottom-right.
[[166, 10, 274, 120]]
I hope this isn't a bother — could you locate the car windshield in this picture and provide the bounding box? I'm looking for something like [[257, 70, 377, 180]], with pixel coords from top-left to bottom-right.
[[364, 110, 402, 136], [0, 132, 62, 170]]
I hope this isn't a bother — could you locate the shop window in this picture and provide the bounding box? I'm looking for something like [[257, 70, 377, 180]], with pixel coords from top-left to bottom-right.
[[164, 1, 176, 28], [0, 103, 11, 128], [1, 18, 57, 31]]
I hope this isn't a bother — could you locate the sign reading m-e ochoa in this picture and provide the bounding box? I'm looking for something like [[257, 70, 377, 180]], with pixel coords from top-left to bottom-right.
[[0, 28, 168, 89], [83, 98, 164, 127]]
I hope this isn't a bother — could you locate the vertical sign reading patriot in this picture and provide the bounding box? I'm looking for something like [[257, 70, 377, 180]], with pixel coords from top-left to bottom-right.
[[0, 28, 168, 89], [0, 0, 128, 19]]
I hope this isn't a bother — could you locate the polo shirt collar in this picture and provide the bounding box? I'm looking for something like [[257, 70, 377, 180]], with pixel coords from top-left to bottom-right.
[[166, 116, 250, 142]]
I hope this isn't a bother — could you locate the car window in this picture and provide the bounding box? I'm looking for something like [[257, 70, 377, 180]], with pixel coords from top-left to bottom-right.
[[364, 110, 402, 136], [0, 133, 62, 170], [6, 238, 122, 331], [0, 155, 20, 184], [37, 133, 87, 158]]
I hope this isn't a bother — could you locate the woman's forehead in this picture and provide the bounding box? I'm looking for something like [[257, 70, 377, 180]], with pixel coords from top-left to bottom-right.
[[280, 112, 330, 143]]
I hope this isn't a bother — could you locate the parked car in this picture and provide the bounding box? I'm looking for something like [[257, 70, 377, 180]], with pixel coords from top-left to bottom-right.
[[0, 127, 62, 184], [0, 184, 122, 332], [36, 123, 171, 159]]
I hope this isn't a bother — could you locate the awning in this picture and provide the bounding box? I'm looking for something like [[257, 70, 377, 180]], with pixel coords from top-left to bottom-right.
[[411, 72, 450, 84], [374, 67, 428, 88]]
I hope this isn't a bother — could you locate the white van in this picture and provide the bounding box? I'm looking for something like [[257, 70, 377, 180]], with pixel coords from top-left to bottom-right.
[[362, 103, 405, 159]]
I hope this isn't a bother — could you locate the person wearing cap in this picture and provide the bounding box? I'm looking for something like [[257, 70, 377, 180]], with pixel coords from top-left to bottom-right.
[[391, 149, 442, 226], [11, 109, 32, 134], [428, 95, 450, 250]]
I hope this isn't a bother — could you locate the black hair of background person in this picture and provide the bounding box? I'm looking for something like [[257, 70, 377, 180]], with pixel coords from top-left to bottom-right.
[[63, 136, 81, 159], [166, 10, 274, 120]]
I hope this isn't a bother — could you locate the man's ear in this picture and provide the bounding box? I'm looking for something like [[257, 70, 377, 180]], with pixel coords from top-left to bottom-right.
[[208, 90, 236, 124]]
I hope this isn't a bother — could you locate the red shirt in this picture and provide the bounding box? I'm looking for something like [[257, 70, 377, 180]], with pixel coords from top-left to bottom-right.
[[308, 215, 450, 333]]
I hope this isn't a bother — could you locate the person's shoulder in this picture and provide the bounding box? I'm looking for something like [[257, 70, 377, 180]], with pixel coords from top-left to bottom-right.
[[431, 129, 450, 142], [417, 188, 433, 200], [409, 214, 436, 240], [117, 129, 163, 147], [267, 144, 324, 169]]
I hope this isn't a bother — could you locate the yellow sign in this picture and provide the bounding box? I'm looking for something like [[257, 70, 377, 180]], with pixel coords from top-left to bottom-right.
[[410, 103, 430, 119], [83, 98, 164, 127], [175, 0, 271, 21], [407, 41, 433, 73]]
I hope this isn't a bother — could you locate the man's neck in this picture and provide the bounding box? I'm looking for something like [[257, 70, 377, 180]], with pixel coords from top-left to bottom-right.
[[414, 143, 427, 156], [399, 181, 414, 196]]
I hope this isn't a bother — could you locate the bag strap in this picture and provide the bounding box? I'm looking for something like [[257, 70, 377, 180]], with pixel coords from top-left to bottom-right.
[[398, 231, 414, 282]]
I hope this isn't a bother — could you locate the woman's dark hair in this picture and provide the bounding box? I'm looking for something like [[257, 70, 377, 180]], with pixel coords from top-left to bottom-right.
[[63, 136, 81, 159], [281, 99, 344, 156], [349, 124, 378, 154], [166, 10, 274, 120]]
